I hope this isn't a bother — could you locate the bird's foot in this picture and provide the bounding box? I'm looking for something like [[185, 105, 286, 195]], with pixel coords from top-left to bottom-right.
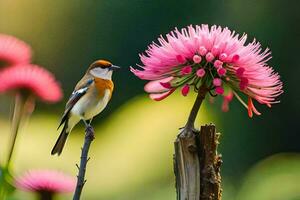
[[85, 125, 95, 140]]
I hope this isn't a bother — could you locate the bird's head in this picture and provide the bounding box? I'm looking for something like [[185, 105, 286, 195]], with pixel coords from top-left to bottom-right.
[[87, 59, 120, 80]]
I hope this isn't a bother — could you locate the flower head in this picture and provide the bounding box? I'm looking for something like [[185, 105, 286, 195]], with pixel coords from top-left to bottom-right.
[[0, 34, 32, 68], [15, 170, 75, 194], [131, 24, 283, 117], [0, 64, 62, 102]]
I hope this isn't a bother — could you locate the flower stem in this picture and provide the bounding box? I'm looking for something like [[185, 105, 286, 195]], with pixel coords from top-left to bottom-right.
[[6, 93, 24, 168], [73, 124, 95, 200], [184, 85, 208, 133], [39, 191, 53, 200]]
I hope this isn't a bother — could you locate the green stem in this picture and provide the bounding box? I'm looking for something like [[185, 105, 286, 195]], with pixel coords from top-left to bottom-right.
[[39, 191, 54, 200], [6, 93, 24, 168], [184, 85, 208, 133]]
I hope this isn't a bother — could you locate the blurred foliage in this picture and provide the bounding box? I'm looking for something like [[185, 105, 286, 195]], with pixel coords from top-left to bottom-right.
[[0, 0, 299, 199], [0, 167, 15, 199], [1, 93, 216, 199], [237, 154, 300, 200]]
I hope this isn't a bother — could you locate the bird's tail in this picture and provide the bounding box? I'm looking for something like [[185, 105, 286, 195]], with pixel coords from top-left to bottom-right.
[[51, 123, 69, 156]]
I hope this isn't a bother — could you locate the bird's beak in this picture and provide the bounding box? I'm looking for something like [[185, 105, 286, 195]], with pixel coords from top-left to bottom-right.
[[110, 65, 121, 71]]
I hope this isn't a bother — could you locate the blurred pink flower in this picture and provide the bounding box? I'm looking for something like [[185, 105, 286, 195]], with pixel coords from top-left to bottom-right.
[[15, 170, 75, 194], [0, 64, 62, 103], [0, 34, 32, 67], [221, 91, 234, 112], [131, 24, 283, 117]]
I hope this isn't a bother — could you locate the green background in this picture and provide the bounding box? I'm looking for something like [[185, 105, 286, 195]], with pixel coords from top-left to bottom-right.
[[0, 0, 299, 199]]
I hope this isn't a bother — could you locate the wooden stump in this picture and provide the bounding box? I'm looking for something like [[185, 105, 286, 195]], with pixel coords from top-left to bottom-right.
[[174, 124, 222, 200]]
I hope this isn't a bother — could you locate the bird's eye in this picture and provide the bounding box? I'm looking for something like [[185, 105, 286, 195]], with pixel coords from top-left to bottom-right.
[[100, 65, 110, 69]]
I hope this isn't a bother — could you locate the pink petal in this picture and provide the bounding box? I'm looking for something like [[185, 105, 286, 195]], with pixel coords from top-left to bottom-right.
[[222, 100, 229, 112], [236, 67, 245, 77], [213, 78, 222, 87], [160, 82, 172, 89], [144, 77, 173, 93], [0, 64, 62, 103], [214, 60, 223, 68], [15, 170, 75, 193], [215, 86, 224, 95], [239, 77, 249, 90], [0, 34, 32, 67], [181, 84, 190, 96], [149, 89, 175, 101], [196, 68, 206, 77], [224, 91, 234, 101], [205, 52, 215, 62], [217, 67, 227, 76], [176, 55, 186, 63], [199, 46, 207, 56], [232, 54, 240, 62], [219, 53, 228, 61], [193, 55, 202, 63], [181, 66, 192, 75]]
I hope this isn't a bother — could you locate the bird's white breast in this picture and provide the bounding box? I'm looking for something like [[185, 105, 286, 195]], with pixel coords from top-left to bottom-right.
[[71, 89, 111, 120]]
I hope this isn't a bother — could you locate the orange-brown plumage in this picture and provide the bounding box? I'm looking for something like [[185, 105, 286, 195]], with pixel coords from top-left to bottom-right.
[[88, 60, 112, 71], [94, 77, 114, 99]]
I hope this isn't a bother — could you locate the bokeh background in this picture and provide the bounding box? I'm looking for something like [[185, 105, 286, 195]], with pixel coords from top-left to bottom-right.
[[0, 0, 299, 199]]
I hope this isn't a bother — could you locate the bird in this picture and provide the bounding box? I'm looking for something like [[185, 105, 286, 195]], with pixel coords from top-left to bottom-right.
[[51, 59, 120, 155]]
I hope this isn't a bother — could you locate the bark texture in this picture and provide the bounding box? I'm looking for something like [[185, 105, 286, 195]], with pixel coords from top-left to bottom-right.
[[199, 124, 222, 200], [174, 124, 222, 200]]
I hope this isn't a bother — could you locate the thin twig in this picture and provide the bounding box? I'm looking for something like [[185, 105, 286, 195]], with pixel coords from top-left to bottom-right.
[[73, 125, 95, 200]]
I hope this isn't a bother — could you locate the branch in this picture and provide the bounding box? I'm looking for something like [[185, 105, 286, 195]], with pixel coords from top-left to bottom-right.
[[73, 125, 95, 200]]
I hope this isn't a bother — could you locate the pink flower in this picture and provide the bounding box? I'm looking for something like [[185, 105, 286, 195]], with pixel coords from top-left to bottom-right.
[[213, 78, 222, 87], [160, 81, 172, 89], [193, 55, 202, 63], [181, 84, 190, 96], [131, 24, 283, 117], [214, 60, 223, 68], [215, 87, 224, 95], [239, 77, 249, 90], [181, 66, 192, 75], [0, 34, 32, 67], [144, 77, 175, 101], [221, 91, 234, 112], [236, 67, 245, 77], [0, 64, 62, 103], [217, 67, 226, 76], [15, 170, 75, 194], [205, 52, 215, 62], [196, 68, 205, 77]]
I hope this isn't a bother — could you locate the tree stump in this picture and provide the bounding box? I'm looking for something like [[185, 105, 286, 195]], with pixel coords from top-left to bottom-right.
[[174, 124, 222, 200]]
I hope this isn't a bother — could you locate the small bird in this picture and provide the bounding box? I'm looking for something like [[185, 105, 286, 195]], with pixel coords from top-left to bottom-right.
[[51, 59, 120, 155]]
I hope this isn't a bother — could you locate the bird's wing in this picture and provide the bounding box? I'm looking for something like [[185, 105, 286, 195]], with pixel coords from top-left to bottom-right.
[[57, 77, 94, 130]]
